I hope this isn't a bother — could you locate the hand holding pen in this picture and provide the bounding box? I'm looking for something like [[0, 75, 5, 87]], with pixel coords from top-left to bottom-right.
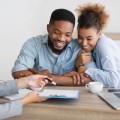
[[44, 78, 56, 85], [28, 68, 56, 85]]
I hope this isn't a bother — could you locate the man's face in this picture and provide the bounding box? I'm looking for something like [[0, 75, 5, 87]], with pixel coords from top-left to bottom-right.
[[78, 27, 101, 52], [47, 21, 74, 51]]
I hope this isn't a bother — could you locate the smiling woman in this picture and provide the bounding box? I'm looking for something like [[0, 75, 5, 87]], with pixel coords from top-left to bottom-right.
[[75, 3, 120, 88]]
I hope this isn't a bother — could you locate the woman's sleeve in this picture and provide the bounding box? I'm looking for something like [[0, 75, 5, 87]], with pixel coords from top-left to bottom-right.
[[0, 99, 22, 119], [0, 80, 18, 97]]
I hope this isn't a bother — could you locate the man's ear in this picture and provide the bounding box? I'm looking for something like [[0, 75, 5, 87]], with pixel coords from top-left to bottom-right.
[[47, 24, 50, 33]]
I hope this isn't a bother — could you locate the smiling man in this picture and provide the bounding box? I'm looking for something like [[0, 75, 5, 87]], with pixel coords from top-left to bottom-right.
[[12, 9, 92, 86]]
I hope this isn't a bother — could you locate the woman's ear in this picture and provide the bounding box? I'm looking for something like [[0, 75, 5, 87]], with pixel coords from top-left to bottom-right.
[[98, 29, 102, 38]]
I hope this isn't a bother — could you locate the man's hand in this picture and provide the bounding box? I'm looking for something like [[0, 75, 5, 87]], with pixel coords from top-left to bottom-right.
[[76, 50, 91, 68], [64, 71, 81, 86], [79, 73, 92, 86], [12, 70, 34, 79], [28, 68, 52, 77], [64, 71, 91, 86]]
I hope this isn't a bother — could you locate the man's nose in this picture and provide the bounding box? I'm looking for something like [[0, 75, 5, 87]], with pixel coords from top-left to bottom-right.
[[58, 35, 65, 41]]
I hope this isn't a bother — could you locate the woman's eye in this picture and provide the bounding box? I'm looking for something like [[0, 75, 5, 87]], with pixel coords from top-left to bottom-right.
[[87, 39, 92, 41], [66, 34, 71, 37], [78, 37, 83, 40]]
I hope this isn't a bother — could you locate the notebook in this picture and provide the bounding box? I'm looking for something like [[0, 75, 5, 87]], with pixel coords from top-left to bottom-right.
[[39, 89, 80, 99], [98, 92, 120, 110]]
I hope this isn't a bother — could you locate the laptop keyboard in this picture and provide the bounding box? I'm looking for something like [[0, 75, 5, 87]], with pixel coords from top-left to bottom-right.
[[114, 93, 120, 98]]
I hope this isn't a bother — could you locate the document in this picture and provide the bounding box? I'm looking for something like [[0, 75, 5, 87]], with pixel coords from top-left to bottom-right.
[[4, 89, 80, 100], [4, 88, 32, 100], [39, 89, 80, 99]]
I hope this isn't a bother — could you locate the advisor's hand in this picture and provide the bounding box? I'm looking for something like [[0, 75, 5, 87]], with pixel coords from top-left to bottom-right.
[[27, 75, 48, 88], [22, 91, 47, 106], [17, 75, 48, 89]]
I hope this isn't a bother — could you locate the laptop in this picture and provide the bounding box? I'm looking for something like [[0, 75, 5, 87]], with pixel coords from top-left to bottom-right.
[[98, 91, 120, 110]]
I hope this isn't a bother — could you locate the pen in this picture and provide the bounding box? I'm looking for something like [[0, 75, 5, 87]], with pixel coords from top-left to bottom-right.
[[45, 78, 56, 85], [28, 68, 56, 85]]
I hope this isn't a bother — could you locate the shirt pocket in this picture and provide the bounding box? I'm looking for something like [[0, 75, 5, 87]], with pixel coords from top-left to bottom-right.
[[37, 66, 47, 71], [36, 64, 52, 73], [63, 65, 75, 74]]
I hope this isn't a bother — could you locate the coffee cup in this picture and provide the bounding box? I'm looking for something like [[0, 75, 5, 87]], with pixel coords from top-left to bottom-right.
[[85, 82, 103, 94]]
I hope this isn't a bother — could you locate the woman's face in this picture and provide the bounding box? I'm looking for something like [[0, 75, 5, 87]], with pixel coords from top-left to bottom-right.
[[78, 27, 101, 52]]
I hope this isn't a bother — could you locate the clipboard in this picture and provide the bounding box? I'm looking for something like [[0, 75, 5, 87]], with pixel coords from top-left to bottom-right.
[[39, 89, 80, 99]]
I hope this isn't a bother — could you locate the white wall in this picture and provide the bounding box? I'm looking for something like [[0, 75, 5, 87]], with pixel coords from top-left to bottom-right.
[[0, 0, 120, 80]]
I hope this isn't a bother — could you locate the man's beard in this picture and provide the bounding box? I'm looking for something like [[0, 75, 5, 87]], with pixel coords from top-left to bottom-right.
[[48, 36, 68, 55]]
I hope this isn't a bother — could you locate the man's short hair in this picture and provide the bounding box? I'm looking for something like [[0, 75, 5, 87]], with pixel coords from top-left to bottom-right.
[[49, 9, 75, 27]]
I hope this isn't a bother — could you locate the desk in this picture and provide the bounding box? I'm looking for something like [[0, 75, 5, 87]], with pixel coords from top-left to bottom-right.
[[6, 86, 120, 120]]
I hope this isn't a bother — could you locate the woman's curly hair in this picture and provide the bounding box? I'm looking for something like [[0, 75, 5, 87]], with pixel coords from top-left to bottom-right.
[[76, 3, 109, 31]]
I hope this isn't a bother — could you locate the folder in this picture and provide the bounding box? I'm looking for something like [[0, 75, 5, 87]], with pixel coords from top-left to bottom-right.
[[39, 89, 80, 99]]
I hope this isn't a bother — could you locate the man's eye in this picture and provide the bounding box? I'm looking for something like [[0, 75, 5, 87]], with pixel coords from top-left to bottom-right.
[[54, 31, 59, 34]]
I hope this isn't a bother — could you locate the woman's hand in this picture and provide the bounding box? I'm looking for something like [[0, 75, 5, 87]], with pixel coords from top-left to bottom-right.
[[76, 50, 91, 68], [78, 66, 88, 73], [22, 91, 47, 106]]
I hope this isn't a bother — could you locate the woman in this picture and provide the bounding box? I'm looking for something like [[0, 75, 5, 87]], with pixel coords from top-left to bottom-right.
[[76, 3, 120, 88], [0, 75, 48, 119]]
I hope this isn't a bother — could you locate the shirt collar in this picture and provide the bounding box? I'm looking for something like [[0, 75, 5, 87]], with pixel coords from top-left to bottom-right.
[[42, 34, 49, 43]]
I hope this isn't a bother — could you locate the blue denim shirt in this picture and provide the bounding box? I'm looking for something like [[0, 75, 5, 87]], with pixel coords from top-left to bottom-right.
[[12, 34, 81, 75], [85, 34, 120, 88]]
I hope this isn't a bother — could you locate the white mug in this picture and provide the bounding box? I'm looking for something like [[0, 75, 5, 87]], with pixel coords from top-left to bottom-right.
[[85, 82, 103, 94]]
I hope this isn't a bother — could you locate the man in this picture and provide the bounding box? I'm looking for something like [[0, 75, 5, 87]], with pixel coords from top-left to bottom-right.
[[0, 75, 48, 119], [12, 9, 92, 86]]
